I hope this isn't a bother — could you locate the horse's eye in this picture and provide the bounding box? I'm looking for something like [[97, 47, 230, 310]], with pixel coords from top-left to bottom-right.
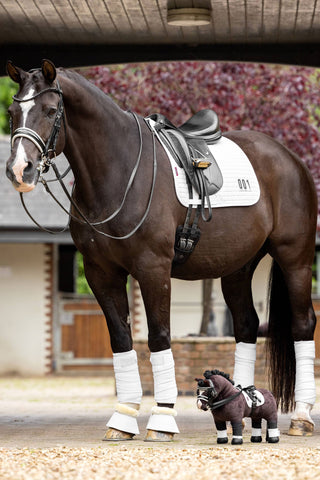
[[46, 107, 57, 118]]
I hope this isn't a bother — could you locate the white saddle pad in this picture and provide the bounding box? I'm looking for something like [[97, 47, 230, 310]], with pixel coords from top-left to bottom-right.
[[148, 118, 260, 208]]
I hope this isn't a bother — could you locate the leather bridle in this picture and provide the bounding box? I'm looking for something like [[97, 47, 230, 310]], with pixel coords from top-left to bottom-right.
[[10, 82, 65, 176]]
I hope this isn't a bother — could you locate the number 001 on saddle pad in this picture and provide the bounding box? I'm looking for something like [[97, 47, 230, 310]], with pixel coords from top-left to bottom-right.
[[163, 135, 260, 209]]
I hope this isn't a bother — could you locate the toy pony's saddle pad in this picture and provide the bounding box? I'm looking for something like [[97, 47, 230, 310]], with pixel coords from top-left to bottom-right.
[[152, 121, 260, 208], [241, 389, 265, 408]]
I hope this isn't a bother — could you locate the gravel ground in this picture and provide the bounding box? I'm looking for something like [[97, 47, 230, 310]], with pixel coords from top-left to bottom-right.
[[1, 376, 320, 479]]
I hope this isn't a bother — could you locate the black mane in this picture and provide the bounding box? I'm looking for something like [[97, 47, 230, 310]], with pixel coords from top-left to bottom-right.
[[203, 369, 234, 385]]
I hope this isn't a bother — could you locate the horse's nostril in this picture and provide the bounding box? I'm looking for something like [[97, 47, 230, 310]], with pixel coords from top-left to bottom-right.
[[24, 161, 34, 174]]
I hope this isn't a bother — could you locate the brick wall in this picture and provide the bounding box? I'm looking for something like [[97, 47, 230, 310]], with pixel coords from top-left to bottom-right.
[[134, 337, 268, 396]]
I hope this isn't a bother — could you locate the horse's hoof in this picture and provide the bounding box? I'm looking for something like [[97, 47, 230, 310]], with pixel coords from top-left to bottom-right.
[[103, 427, 135, 441], [250, 436, 262, 443], [144, 429, 175, 442], [231, 438, 243, 445], [267, 436, 279, 443], [288, 419, 314, 436], [217, 437, 228, 444]]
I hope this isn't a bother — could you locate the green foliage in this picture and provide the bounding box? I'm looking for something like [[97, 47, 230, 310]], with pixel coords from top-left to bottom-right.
[[0, 77, 17, 134], [75, 251, 93, 295]]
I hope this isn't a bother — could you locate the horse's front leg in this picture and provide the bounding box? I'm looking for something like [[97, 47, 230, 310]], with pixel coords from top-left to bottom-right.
[[83, 259, 142, 440], [136, 261, 179, 441]]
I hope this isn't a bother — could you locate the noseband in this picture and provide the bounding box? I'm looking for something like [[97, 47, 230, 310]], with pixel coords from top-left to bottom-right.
[[10, 82, 65, 176], [197, 378, 243, 411]]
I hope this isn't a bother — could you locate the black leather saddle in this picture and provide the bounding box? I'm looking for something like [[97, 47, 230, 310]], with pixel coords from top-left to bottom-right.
[[146, 109, 223, 199]]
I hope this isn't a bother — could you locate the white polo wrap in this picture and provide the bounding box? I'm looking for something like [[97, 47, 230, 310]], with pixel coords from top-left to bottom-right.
[[113, 350, 142, 404], [233, 342, 256, 388], [294, 340, 316, 405], [150, 348, 178, 404]]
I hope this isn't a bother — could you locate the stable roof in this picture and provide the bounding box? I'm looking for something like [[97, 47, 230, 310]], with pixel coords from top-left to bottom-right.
[[1, 0, 320, 74]]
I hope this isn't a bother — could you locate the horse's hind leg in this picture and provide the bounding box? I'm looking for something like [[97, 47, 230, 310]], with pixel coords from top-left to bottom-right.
[[267, 224, 316, 435], [269, 259, 316, 435], [82, 259, 142, 440], [221, 252, 264, 388]]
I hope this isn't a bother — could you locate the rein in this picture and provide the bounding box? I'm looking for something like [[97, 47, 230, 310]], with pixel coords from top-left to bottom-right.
[[18, 101, 157, 239], [206, 389, 243, 411], [197, 384, 243, 411]]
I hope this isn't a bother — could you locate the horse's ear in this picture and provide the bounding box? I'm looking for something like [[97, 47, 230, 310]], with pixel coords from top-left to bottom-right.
[[41, 59, 56, 84], [6, 61, 24, 84]]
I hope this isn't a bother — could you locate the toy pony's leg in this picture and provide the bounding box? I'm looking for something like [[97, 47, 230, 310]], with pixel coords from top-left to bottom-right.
[[266, 420, 280, 443], [215, 421, 228, 444], [231, 421, 243, 445], [251, 419, 262, 443], [105, 349, 142, 440]]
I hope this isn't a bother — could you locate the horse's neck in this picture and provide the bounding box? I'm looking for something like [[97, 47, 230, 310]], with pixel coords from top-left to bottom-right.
[[215, 377, 237, 397], [59, 72, 133, 205]]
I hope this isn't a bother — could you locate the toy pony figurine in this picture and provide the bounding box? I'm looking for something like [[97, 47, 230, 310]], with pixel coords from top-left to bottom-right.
[[196, 370, 279, 445]]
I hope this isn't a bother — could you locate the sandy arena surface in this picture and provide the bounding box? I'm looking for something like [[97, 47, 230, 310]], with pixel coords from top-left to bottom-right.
[[1, 376, 320, 479]]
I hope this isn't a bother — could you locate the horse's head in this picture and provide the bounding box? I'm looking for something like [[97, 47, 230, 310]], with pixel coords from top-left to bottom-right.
[[196, 370, 234, 411], [195, 377, 218, 411], [6, 59, 65, 192]]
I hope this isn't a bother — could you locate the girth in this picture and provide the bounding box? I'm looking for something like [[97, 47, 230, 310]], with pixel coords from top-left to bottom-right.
[[145, 109, 223, 265]]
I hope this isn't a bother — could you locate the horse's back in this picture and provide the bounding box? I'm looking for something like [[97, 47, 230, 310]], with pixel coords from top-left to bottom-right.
[[225, 130, 317, 253], [224, 130, 317, 206]]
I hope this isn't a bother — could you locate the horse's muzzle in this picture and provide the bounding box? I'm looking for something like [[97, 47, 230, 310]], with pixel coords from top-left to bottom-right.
[[6, 160, 37, 192]]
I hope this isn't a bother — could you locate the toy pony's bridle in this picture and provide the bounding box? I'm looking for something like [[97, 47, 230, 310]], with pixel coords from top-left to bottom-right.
[[197, 379, 243, 411], [10, 82, 65, 176]]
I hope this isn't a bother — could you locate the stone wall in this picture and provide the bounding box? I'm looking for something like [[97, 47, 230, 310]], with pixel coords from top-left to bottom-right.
[[134, 337, 268, 396]]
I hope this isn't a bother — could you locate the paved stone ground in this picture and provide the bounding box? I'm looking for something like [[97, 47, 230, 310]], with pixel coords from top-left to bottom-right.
[[1, 375, 320, 449]]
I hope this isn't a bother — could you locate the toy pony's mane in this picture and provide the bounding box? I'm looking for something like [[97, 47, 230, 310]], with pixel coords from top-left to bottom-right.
[[203, 369, 235, 385]]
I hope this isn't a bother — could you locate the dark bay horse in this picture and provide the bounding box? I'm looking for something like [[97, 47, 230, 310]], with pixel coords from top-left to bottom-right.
[[6, 60, 317, 441]]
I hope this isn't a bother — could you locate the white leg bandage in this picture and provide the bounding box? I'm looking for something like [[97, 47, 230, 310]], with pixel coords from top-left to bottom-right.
[[150, 349, 178, 404], [146, 349, 179, 434], [113, 349, 143, 404], [233, 342, 256, 388], [294, 340, 316, 405], [106, 350, 142, 435]]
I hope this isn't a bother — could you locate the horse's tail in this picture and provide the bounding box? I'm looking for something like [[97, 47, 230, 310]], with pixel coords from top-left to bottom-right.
[[266, 260, 295, 413]]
